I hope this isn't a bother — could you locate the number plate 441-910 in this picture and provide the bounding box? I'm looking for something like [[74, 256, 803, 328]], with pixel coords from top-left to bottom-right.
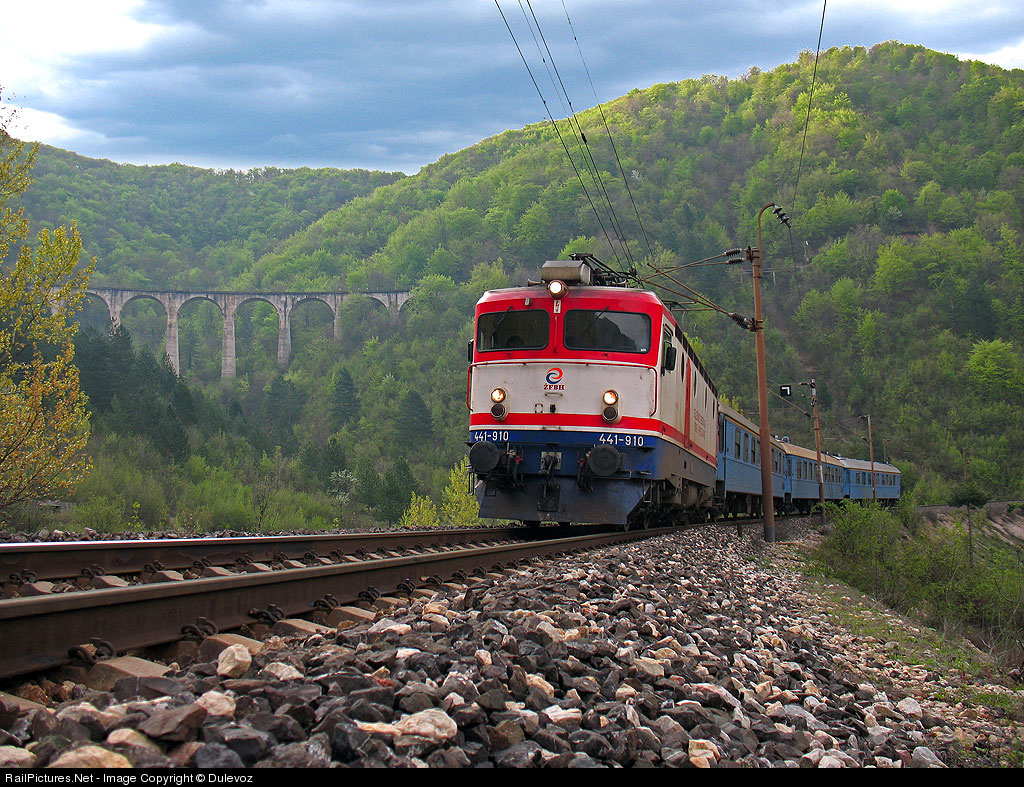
[[598, 433, 646, 447], [472, 430, 510, 442]]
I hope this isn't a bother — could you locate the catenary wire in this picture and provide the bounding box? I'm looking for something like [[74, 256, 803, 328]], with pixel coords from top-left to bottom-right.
[[790, 0, 827, 211], [523, 0, 635, 269], [495, 0, 623, 266], [560, 0, 655, 265]]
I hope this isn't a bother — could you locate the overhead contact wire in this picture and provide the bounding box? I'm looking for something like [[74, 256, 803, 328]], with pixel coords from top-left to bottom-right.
[[517, 0, 569, 121], [524, 0, 634, 270], [790, 0, 827, 211], [561, 0, 655, 265], [495, 0, 622, 267]]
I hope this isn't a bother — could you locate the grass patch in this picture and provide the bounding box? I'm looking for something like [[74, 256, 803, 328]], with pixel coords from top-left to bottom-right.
[[805, 578, 991, 680]]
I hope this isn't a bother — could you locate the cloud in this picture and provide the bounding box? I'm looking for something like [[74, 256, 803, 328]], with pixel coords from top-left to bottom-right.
[[959, 38, 1024, 70], [3, 1, 1024, 172], [3, 106, 122, 153]]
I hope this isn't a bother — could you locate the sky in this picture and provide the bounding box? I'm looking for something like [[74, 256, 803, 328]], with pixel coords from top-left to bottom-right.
[[2, 0, 1023, 175]]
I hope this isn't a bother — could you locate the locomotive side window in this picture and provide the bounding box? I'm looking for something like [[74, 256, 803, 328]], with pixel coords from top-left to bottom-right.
[[564, 310, 651, 353], [477, 308, 548, 351]]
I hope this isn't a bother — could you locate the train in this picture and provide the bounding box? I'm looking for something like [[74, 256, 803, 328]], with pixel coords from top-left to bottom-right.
[[466, 256, 900, 527]]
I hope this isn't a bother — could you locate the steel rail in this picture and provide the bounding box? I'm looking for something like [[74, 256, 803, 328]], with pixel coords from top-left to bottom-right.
[[0, 527, 542, 582], [0, 526, 674, 680]]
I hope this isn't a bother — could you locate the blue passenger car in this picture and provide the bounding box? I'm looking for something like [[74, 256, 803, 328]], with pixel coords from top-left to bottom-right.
[[779, 442, 845, 512], [716, 404, 785, 517], [839, 457, 901, 504]]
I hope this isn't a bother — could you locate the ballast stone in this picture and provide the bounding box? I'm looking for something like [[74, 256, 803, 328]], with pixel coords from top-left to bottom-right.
[[196, 690, 236, 718], [106, 728, 163, 754], [0, 745, 36, 768], [48, 745, 132, 768], [897, 697, 924, 719], [137, 703, 208, 742], [216, 644, 252, 678], [911, 746, 947, 768], [259, 661, 303, 681]]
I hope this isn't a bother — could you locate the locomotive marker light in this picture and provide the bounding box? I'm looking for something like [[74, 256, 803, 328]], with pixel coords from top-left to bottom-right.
[[601, 389, 620, 423], [490, 388, 508, 418]]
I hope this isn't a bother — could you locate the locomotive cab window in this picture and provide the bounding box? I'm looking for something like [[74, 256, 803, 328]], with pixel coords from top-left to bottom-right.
[[477, 308, 548, 352], [564, 310, 651, 353]]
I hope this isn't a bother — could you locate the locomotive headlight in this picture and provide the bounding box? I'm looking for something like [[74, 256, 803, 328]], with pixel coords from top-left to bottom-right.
[[490, 387, 506, 403], [601, 389, 620, 423], [547, 280, 567, 298]]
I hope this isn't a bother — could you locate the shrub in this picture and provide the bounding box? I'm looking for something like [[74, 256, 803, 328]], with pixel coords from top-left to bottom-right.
[[399, 493, 440, 529], [440, 457, 480, 528], [75, 496, 127, 533], [816, 502, 1024, 664]]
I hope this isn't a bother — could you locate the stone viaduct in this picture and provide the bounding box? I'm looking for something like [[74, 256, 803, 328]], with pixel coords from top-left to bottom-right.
[[83, 288, 412, 377]]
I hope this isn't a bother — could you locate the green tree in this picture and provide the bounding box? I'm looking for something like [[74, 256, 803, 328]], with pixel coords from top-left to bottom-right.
[[964, 339, 1021, 396], [330, 366, 360, 428], [394, 390, 433, 442], [0, 124, 93, 515], [441, 457, 480, 527], [377, 458, 416, 524], [399, 492, 440, 529]]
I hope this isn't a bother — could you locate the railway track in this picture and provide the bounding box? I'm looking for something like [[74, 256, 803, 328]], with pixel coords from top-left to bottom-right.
[[0, 526, 549, 588], [0, 525, 674, 681]]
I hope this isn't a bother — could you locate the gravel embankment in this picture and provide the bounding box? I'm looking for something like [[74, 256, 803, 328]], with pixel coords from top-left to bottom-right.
[[1, 525, 1021, 768]]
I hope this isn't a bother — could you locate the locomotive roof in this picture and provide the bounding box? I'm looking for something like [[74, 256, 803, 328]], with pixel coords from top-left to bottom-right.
[[477, 285, 669, 311]]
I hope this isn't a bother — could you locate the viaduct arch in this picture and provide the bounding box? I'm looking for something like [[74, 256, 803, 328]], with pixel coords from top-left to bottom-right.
[[83, 288, 412, 377]]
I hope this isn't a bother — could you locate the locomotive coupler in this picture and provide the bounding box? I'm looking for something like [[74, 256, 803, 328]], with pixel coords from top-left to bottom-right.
[[537, 453, 561, 512]]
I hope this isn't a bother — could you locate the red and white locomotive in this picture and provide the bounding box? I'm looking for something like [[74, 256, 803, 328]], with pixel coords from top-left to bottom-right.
[[467, 256, 718, 527]]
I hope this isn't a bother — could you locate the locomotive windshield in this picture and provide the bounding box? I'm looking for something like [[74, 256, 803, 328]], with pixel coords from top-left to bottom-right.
[[477, 308, 549, 351], [563, 309, 652, 353]]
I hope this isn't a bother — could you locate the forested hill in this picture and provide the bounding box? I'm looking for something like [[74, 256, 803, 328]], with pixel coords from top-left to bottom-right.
[[237, 41, 1024, 500], [16, 41, 1024, 530], [13, 147, 405, 288]]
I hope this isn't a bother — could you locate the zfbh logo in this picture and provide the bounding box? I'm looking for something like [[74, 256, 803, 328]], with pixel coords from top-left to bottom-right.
[[544, 367, 565, 391]]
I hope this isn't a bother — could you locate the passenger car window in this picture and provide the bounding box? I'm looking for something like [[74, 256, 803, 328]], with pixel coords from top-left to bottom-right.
[[477, 309, 548, 351]]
